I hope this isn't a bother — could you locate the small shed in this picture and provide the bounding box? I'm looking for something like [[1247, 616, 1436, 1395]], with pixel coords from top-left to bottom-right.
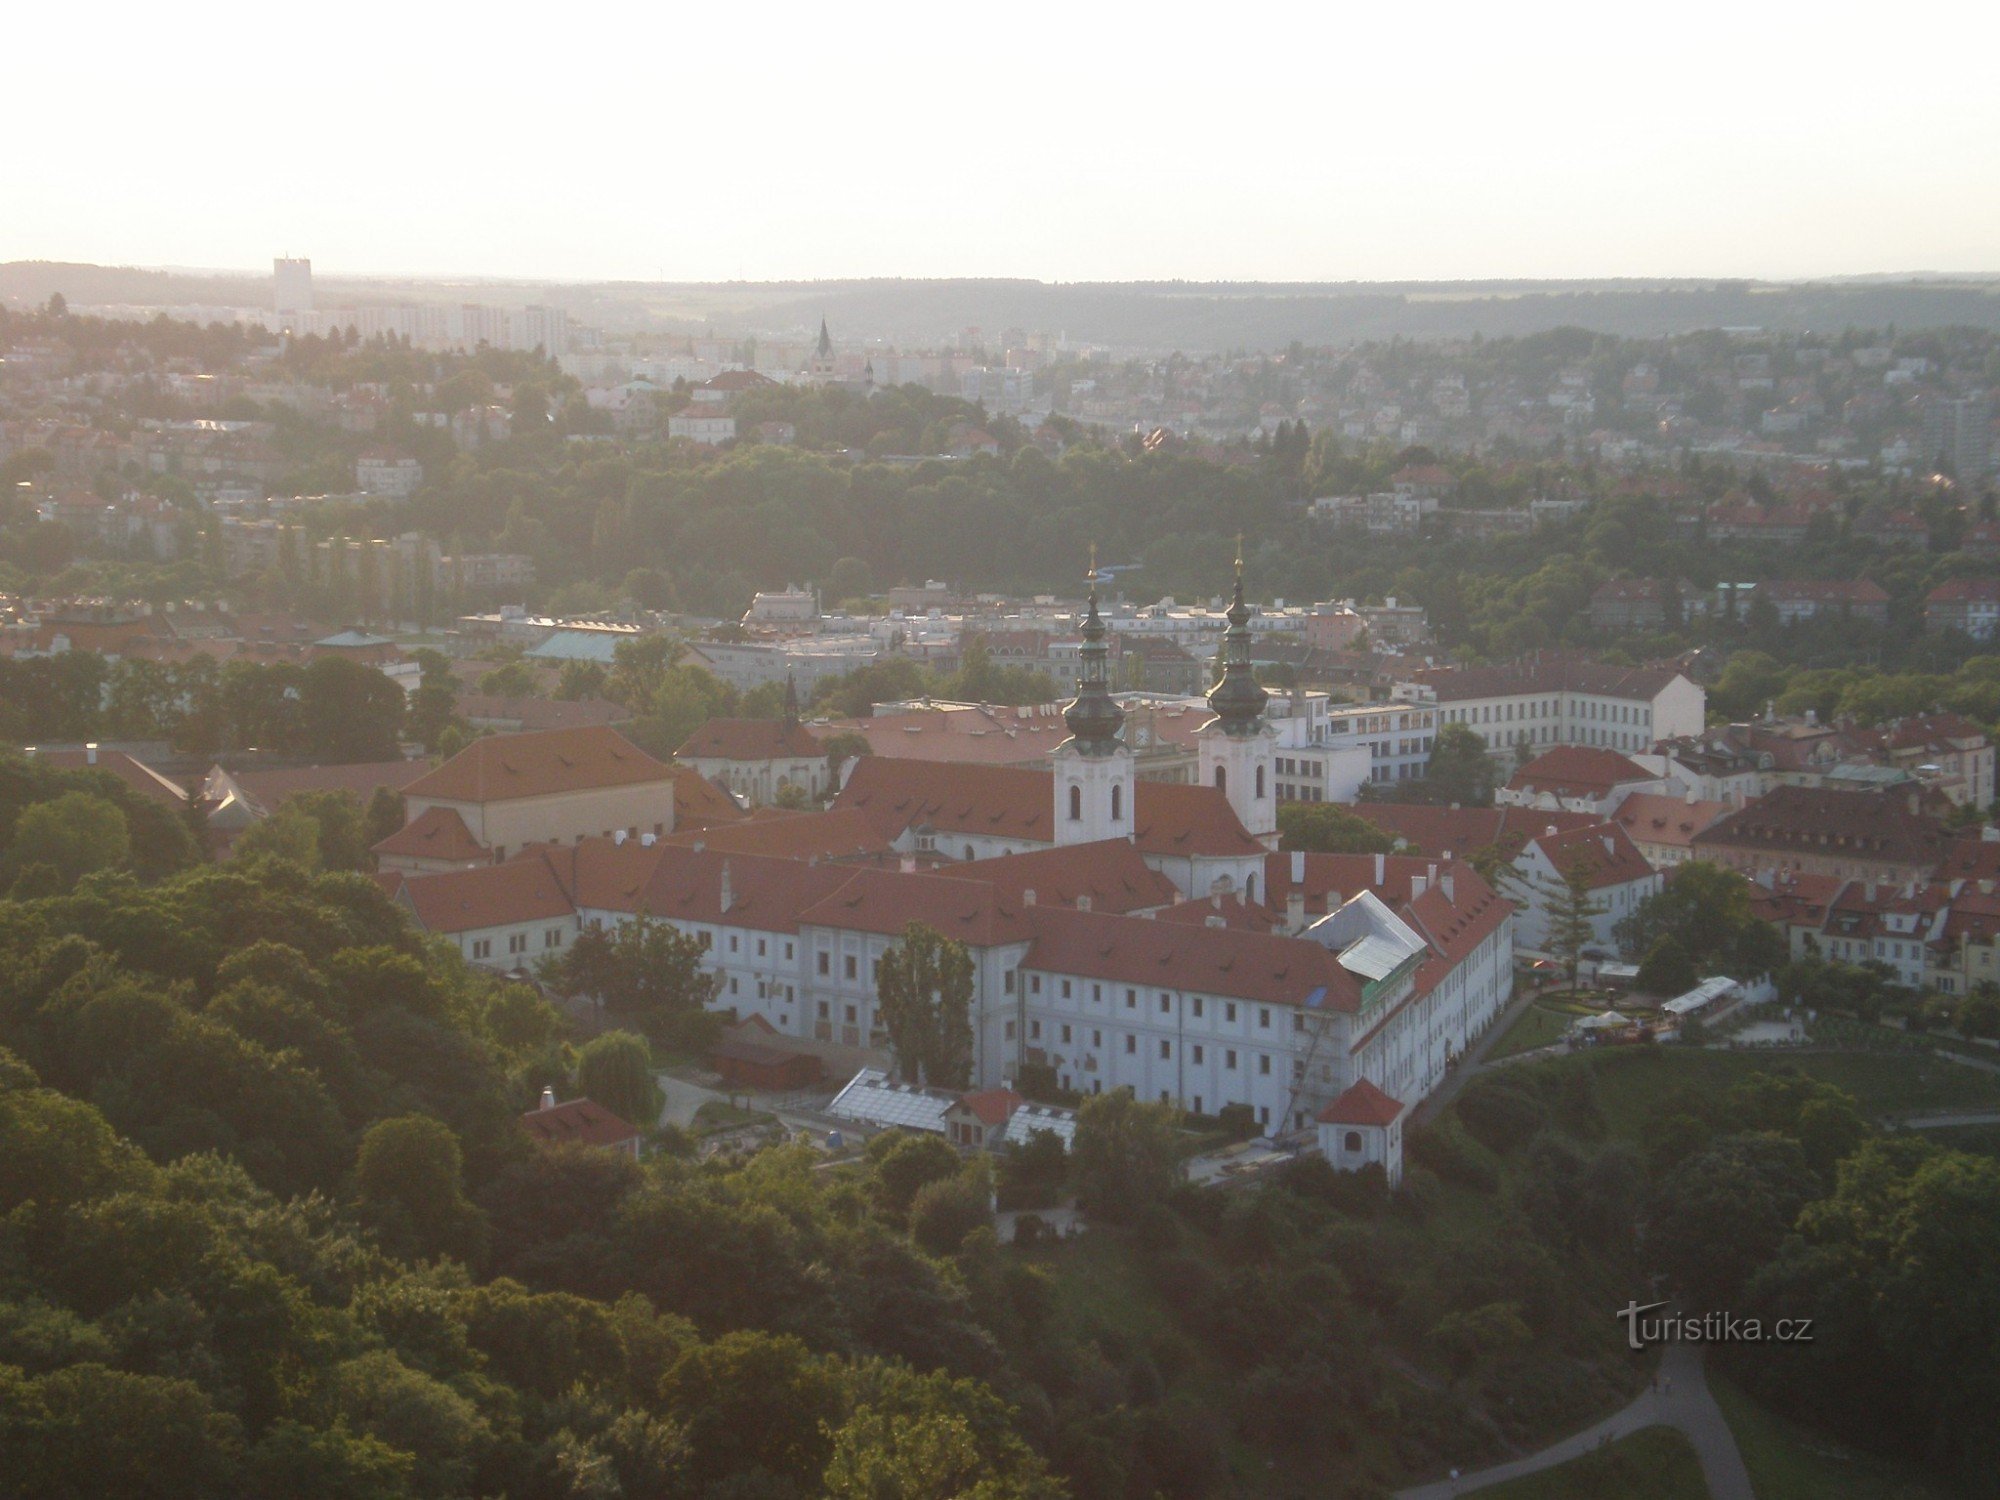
[[708, 1035, 823, 1092]]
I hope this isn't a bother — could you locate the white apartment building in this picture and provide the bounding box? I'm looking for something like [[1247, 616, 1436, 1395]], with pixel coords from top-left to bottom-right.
[[1263, 693, 1435, 801], [1400, 659, 1705, 759]]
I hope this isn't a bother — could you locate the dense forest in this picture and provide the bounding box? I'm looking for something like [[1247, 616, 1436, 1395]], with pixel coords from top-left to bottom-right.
[[2, 751, 1997, 1497]]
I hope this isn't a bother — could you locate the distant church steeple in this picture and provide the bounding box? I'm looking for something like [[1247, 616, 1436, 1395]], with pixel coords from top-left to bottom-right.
[[809, 317, 837, 385], [1062, 546, 1126, 753], [783, 672, 800, 727]]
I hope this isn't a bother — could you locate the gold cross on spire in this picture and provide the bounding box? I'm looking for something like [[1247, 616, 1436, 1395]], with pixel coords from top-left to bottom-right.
[[1234, 534, 1244, 577], [1088, 542, 1098, 585]]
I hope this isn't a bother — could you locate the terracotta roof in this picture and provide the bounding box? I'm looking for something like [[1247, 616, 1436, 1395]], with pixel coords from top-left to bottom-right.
[[372, 805, 489, 862], [819, 705, 1076, 765], [1505, 746, 1658, 797], [837, 756, 1262, 859], [670, 768, 747, 829], [397, 853, 576, 935], [1316, 1078, 1404, 1127], [1758, 580, 1890, 604], [836, 757, 1053, 843], [220, 758, 428, 814], [940, 839, 1178, 915], [547, 841, 856, 933], [29, 748, 187, 808], [1612, 793, 1731, 850], [674, 717, 822, 761], [1346, 803, 1596, 861], [1527, 822, 1656, 890], [1020, 904, 1360, 1011], [520, 1096, 640, 1148], [1154, 892, 1285, 931], [404, 726, 673, 804], [660, 806, 889, 862], [956, 1088, 1025, 1127], [1927, 578, 2000, 603], [1937, 837, 2000, 884], [1693, 786, 1947, 870], [1130, 780, 1268, 858], [800, 867, 1034, 946]]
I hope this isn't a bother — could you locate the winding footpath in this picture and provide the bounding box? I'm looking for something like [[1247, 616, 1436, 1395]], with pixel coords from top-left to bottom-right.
[[1395, 1340, 1753, 1499]]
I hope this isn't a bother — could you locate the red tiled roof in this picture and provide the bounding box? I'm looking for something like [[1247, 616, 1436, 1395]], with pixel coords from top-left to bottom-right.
[[1021, 904, 1361, 1011], [675, 717, 822, 761], [1506, 746, 1658, 797], [939, 839, 1179, 915], [373, 805, 488, 862], [1316, 1078, 1404, 1127], [404, 726, 673, 804], [1758, 579, 1890, 605], [520, 1096, 640, 1148], [397, 852, 576, 934], [799, 867, 1034, 946], [545, 841, 856, 934], [1345, 803, 1596, 861], [1528, 822, 1656, 890], [660, 806, 889, 862], [670, 768, 747, 829], [1693, 786, 1948, 870], [836, 757, 1052, 843], [837, 756, 1263, 859], [29, 748, 187, 808], [1612, 793, 1730, 850], [956, 1088, 1025, 1126], [1927, 578, 2000, 604], [222, 758, 428, 814]]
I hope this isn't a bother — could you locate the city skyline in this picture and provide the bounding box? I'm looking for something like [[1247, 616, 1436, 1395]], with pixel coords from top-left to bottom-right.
[[7, 0, 1997, 285]]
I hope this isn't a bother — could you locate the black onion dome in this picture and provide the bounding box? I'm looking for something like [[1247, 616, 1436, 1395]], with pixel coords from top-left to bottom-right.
[[1207, 559, 1268, 736], [1062, 559, 1126, 755]]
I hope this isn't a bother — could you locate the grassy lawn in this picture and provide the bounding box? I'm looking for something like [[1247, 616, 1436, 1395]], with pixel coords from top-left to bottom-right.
[[1570, 1046, 2000, 1138], [1709, 1372, 1954, 1500], [1489, 1004, 1574, 1059], [1468, 1426, 1705, 1499]]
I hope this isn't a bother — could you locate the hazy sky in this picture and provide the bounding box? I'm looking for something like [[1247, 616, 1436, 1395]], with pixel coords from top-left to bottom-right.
[[9, 0, 1998, 284]]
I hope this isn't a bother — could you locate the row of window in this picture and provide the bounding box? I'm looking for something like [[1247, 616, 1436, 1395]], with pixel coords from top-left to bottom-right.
[[468, 926, 566, 962], [1016, 978, 1278, 1029]]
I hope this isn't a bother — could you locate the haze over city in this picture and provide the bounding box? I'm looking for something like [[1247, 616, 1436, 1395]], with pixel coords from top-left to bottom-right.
[[9, 0, 2000, 283], [6, 6, 2000, 1500]]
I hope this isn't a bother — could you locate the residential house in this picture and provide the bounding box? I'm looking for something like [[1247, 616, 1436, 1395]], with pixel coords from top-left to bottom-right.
[[1509, 822, 1660, 958], [1692, 786, 1948, 886], [1926, 578, 2000, 642], [1496, 746, 1668, 817]]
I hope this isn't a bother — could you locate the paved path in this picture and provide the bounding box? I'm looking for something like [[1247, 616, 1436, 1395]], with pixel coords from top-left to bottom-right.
[[656, 1073, 725, 1129], [1396, 1341, 1752, 1500], [1412, 985, 1546, 1126]]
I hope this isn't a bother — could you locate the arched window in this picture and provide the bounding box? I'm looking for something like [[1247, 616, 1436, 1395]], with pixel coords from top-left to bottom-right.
[[1255, 764, 1266, 798], [1110, 782, 1123, 821], [1245, 873, 1256, 903], [1214, 766, 1227, 793], [1068, 784, 1082, 821], [1344, 1131, 1363, 1154]]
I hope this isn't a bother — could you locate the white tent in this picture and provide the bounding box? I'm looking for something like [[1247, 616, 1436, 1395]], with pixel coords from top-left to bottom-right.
[[1574, 1010, 1631, 1031]]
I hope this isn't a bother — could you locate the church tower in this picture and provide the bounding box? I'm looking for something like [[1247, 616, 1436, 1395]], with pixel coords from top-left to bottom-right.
[[808, 317, 837, 385], [1053, 549, 1132, 847], [1198, 545, 1277, 844]]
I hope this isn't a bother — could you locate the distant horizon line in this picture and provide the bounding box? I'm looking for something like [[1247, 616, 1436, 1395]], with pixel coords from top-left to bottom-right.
[[10, 260, 2000, 292]]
